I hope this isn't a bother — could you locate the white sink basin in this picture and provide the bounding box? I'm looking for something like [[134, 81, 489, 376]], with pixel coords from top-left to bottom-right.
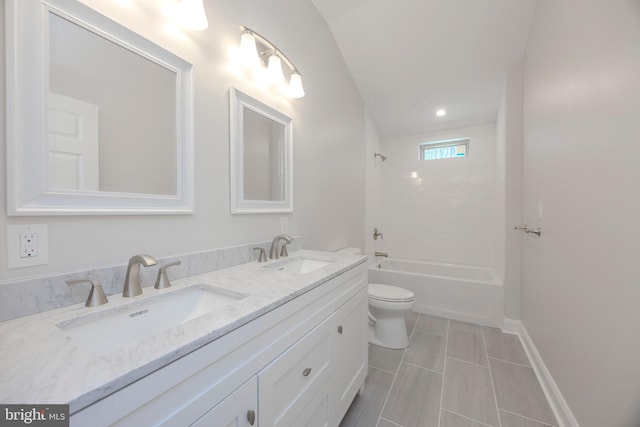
[[265, 256, 336, 274], [56, 285, 246, 354]]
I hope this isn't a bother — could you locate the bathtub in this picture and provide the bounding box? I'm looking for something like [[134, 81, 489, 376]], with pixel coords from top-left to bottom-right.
[[368, 258, 504, 327]]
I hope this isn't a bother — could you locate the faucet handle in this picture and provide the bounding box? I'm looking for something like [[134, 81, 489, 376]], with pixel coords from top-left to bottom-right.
[[253, 247, 268, 262], [373, 228, 384, 240], [66, 279, 108, 307], [155, 261, 181, 289], [280, 242, 289, 257]]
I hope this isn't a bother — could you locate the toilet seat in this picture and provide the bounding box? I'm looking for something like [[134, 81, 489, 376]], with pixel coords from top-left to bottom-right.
[[368, 283, 414, 302]]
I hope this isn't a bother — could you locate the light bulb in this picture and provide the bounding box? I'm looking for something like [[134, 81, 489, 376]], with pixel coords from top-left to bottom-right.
[[239, 31, 260, 68], [177, 0, 208, 31], [266, 54, 285, 84], [288, 72, 305, 98], [436, 109, 446, 117]]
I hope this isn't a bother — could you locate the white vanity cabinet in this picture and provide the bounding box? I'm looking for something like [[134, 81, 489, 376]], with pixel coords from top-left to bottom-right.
[[70, 262, 367, 427]]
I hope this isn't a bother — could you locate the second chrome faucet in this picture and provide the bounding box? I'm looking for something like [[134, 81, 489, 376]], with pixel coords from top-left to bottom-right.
[[269, 234, 292, 260], [123, 254, 157, 297]]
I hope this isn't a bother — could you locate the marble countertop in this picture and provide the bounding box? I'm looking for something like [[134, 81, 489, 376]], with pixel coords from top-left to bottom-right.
[[0, 250, 367, 413]]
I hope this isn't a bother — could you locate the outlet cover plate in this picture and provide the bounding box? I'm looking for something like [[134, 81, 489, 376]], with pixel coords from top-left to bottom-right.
[[7, 224, 49, 269]]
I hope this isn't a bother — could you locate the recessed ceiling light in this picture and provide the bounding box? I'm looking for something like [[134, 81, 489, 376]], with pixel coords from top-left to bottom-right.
[[436, 109, 446, 117]]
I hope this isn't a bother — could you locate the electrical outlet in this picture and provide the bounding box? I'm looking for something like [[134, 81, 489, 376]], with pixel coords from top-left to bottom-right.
[[7, 224, 48, 268], [20, 233, 39, 258]]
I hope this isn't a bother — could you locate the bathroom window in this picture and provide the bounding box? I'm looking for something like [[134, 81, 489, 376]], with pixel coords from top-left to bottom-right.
[[420, 138, 469, 160]]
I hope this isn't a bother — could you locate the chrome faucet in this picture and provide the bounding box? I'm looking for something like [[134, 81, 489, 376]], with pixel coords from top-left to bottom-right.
[[374, 251, 389, 257], [123, 254, 157, 297], [269, 234, 292, 260]]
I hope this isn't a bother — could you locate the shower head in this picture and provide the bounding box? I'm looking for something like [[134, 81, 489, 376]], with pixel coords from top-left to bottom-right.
[[374, 153, 387, 161]]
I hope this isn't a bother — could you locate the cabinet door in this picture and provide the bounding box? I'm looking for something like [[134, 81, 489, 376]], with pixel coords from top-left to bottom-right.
[[259, 314, 334, 427], [191, 376, 257, 427], [290, 384, 330, 427], [332, 287, 368, 425]]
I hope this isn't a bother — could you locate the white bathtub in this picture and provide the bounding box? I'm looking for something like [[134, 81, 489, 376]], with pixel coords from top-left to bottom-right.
[[368, 258, 504, 327]]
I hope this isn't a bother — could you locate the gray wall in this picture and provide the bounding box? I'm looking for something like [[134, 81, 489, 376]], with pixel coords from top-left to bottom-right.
[[522, 0, 640, 425]]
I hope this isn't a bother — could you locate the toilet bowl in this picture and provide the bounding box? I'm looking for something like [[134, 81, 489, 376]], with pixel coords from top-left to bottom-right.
[[368, 283, 415, 349]]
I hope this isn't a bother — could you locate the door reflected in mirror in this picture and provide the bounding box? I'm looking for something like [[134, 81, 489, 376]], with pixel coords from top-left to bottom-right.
[[230, 88, 292, 214]]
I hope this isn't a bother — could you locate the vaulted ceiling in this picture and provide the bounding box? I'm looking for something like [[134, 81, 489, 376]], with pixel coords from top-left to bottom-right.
[[310, 0, 538, 138]]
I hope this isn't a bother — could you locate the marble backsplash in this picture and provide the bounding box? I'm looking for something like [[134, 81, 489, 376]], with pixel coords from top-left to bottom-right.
[[0, 237, 302, 322]]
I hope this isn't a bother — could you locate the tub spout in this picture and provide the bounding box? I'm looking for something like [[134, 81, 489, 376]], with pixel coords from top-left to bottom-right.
[[375, 251, 388, 257]]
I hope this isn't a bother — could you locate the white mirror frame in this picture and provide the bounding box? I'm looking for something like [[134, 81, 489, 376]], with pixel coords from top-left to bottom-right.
[[230, 88, 293, 214], [5, 0, 194, 215]]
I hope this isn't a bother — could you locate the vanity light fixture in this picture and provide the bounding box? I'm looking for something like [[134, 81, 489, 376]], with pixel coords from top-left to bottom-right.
[[169, 0, 208, 31], [238, 26, 305, 98]]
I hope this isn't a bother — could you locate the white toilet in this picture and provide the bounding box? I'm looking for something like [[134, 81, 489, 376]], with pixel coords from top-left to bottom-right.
[[368, 283, 415, 349], [331, 248, 415, 349]]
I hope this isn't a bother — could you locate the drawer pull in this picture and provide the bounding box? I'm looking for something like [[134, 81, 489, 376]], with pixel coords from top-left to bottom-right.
[[247, 409, 256, 425], [338, 325, 343, 334], [302, 367, 312, 377]]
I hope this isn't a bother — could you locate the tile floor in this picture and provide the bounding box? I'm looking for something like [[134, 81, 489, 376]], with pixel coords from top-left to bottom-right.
[[340, 313, 557, 427]]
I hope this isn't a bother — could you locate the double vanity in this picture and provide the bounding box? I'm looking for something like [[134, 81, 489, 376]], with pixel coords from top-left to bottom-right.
[[0, 250, 368, 426]]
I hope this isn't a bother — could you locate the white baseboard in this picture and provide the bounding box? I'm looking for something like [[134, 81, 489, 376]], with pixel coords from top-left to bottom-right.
[[504, 318, 580, 427]]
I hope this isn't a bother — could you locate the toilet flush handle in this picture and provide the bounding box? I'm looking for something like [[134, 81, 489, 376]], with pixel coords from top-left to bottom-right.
[[368, 310, 377, 324]]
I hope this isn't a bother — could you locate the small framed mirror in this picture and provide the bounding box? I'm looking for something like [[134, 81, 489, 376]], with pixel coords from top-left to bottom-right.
[[6, 0, 194, 215], [230, 88, 293, 214]]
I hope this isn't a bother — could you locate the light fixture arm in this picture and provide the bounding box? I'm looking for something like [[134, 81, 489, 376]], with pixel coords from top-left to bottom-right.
[[240, 26, 301, 76]]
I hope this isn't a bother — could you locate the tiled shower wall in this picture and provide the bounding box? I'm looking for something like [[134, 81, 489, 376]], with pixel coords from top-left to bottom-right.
[[376, 124, 497, 267]]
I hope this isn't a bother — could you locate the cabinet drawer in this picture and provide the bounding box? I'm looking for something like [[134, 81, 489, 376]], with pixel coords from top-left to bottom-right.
[[259, 314, 334, 427]]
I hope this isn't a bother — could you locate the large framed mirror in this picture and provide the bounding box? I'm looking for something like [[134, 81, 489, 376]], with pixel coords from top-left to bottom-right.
[[5, 0, 194, 215], [230, 88, 293, 214]]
